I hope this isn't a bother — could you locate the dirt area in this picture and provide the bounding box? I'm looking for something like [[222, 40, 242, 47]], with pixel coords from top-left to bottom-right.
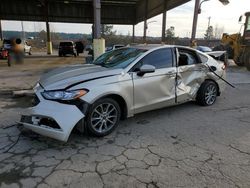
[[0, 52, 86, 91]]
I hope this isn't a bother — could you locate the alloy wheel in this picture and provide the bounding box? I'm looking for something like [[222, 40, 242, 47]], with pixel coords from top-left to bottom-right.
[[90, 103, 118, 133], [205, 84, 217, 105]]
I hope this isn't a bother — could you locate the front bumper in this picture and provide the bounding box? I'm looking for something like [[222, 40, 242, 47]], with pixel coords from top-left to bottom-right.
[[18, 91, 85, 142]]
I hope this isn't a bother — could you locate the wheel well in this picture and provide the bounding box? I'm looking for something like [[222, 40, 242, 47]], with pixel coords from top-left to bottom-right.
[[100, 94, 128, 120], [204, 79, 220, 96]]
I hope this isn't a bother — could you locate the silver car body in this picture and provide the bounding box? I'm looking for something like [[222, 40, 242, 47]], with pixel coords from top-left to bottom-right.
[[18, 45, 226, 141]]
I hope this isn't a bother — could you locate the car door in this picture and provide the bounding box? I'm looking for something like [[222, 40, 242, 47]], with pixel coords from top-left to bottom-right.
[[176, 48, 207, 103], [131, 48, 177, 114]]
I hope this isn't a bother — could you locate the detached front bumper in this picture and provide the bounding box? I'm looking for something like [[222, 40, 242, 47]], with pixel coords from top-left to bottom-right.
[[18, 92, 85, 142]]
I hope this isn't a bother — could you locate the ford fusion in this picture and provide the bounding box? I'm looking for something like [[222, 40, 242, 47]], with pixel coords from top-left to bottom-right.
[[19, 45, 226, 141]]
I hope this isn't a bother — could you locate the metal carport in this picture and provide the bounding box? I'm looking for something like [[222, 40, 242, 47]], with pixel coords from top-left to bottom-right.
[[0, 0, 191, 56]]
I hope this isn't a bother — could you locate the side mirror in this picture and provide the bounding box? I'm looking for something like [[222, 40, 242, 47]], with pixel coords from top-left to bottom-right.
[[137, 64, 156, 76]]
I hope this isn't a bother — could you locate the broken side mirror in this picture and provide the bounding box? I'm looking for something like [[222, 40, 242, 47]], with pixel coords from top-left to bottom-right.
[[137, 64, 156, 76]]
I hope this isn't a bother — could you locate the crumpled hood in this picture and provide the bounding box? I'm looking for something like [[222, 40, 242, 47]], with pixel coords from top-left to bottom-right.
[[39, 64, 122, 90]]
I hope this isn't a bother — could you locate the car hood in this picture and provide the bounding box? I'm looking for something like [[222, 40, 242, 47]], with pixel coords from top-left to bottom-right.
[[39, 64, 122, 90]]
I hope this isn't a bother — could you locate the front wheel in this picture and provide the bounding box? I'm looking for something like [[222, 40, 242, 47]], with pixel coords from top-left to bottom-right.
[[196, 81, 218, 106], [86, 98, 121, 137]]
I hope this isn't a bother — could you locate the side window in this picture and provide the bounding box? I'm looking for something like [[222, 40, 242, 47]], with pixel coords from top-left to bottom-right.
[[178, 49, 200, 66], [141, 48, 173, 69]]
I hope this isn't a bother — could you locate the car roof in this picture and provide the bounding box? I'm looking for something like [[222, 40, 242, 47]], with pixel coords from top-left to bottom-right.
[[128, 44, 196, 51]]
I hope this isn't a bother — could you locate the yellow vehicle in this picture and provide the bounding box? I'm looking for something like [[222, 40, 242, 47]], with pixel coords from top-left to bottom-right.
[[219, 12, 250, 70]]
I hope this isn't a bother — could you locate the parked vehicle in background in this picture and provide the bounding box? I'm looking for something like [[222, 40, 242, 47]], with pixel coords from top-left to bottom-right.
[[2, 39, 32, 55], [58, 41, 77, 57], [24, 41, 32, 55], [3, 39, 12, 50], [75, 41, 85, 56], [196, 46, 212, 52], [85, 45, 93, 56], [0, 48, 8, 59], [19, 44, 226, 142], [106, 44, 125, 52]]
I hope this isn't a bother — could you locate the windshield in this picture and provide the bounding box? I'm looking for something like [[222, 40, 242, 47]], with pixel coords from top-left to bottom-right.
[[93, 48, 147, 69]]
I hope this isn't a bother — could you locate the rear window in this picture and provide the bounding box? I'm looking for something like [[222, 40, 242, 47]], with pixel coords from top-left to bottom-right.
[[60, 42, 73, 46]]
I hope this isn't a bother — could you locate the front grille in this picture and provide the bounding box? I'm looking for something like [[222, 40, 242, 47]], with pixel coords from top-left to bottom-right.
[[32, 95, 40, 106]]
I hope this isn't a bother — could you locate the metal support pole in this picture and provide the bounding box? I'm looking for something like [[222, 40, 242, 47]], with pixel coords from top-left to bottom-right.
[[21, 21, 25, 40], [45, 0, 52, 54], [143, 0, 148, 43], [92, 0, 105, 60], [132, 25, 135, 43], [191, 0, 200, 43], [0, 20, 3, 40], [161, 1, 167, 43], [93, 0, 101, 39], [46, 21, 52, 55]]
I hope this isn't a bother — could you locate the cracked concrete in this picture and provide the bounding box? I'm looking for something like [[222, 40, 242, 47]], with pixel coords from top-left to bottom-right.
[[1, 58, 250, 187]]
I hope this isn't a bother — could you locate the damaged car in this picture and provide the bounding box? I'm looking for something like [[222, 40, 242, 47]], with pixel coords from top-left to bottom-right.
[[18, 45, 226, 142]]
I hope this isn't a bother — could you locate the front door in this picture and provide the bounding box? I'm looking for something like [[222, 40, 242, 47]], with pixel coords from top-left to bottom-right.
[[131, 48, 177, 114]]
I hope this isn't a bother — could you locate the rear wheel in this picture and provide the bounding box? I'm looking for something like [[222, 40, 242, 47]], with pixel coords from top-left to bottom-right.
[[86, 98, 121, 137], [245, 53, 250, 71], [196, 81, 218, 106]]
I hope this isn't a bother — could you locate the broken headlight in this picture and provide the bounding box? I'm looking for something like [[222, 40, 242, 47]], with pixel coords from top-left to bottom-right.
[[41, 89, 88, 101]]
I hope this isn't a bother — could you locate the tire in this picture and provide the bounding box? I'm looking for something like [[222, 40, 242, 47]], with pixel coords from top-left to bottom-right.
[[245, 53, 250, 71], [196, 81, 218, 106], [86, 98, 121, 137], [235, 53, 245, 66]]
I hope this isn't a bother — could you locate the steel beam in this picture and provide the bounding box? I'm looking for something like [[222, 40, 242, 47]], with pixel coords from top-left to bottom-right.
[[93, 0, 101, 39], [161, 1, 167, 43], [132, 24, 135, 43], [191, 0, 200, 43], [0, 20, 3, 40], [45, 0, 52, 55], [143, 0, 148, 43]]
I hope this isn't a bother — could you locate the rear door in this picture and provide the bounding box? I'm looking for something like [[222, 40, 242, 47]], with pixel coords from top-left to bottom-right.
[[131, 48, 177, 114], [176, 48, 207, 103]]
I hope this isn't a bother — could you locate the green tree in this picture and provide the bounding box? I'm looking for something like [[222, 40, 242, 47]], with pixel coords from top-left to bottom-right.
[[101, 25, 116, 37], [204, 26, 214, 40], [166, 26, 175, 39]]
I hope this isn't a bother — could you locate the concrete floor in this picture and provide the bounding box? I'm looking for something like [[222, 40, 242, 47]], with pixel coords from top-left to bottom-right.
[[0, 55, 250, 188]]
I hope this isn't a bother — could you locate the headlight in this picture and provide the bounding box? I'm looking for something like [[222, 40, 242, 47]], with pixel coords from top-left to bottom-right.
[[41, 89, 88, 101]]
